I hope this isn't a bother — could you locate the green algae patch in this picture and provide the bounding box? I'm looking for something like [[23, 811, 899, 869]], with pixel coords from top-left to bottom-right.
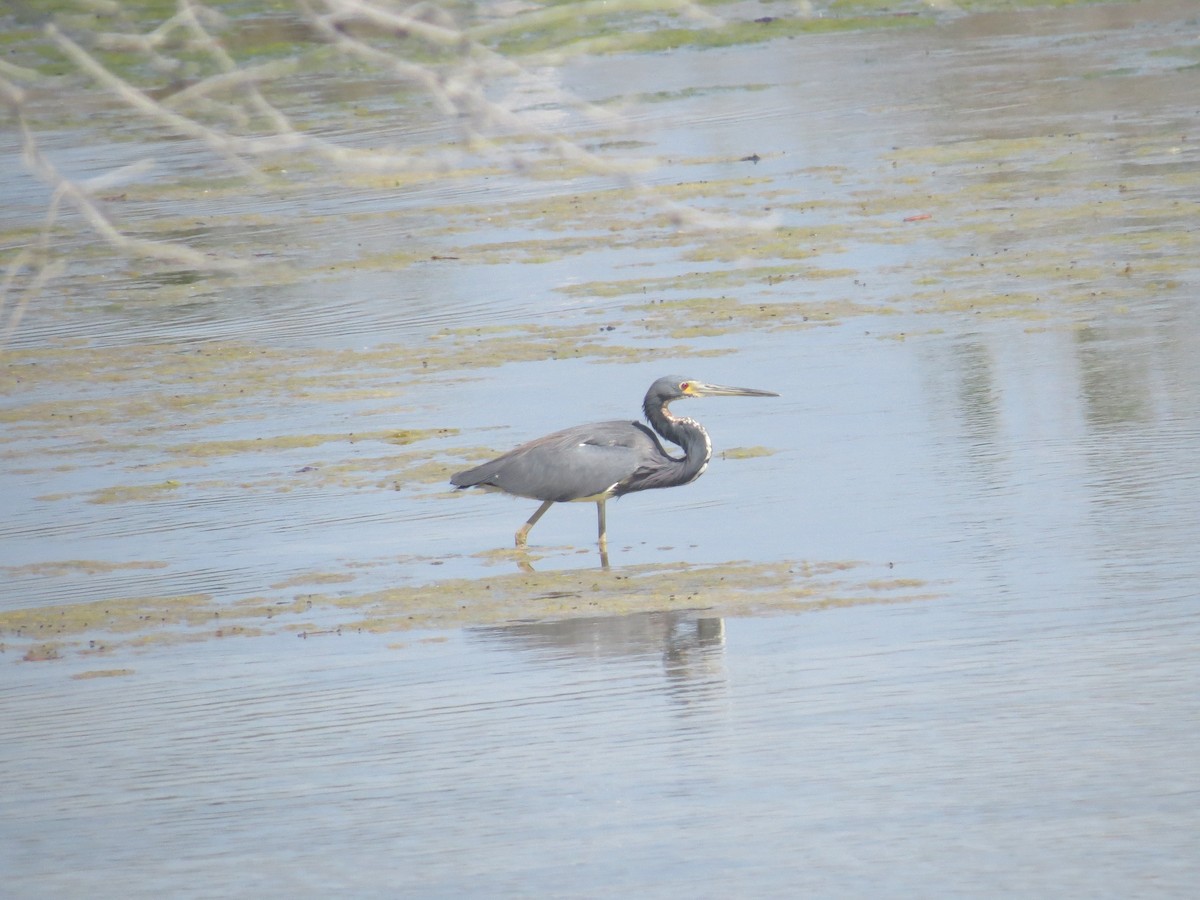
[[302, 559, 935, 635], [270, 572, 358, 590], [419, 321, 725, 373], [168, 429, 448, 460], [172, 434, 355, 458], [721, 446, 776, 460], [679, 224, 856, 265], [21, 643, 64, 662], [287, 450, 458, 491], [502, 10, 927, 59], [619, 295, 893, 338], [72, 668, 136, 679], [0, 558, 934, 661], [0, 593, 215, 639], [558, 263, 856, 302], [2, 559, 168, 577], [0, 589, 313, 658], [89, 480, 182, 505]]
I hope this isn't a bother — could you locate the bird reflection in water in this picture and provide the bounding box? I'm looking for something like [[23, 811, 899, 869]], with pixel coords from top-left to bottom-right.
[[471, 610, 728, 700]]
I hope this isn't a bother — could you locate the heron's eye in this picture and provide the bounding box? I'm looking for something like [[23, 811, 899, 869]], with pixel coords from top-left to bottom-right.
[[679, 381, 690, 392]]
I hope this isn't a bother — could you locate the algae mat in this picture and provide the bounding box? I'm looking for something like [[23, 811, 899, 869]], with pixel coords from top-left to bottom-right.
[[1, 558, 933, 661]]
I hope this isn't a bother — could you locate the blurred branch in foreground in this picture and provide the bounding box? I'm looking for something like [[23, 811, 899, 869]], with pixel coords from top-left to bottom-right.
[[2, 0, 759, 343]]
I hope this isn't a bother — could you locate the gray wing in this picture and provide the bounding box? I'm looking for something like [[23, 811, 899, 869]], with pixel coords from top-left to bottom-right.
[[451, 420, 670, 502]]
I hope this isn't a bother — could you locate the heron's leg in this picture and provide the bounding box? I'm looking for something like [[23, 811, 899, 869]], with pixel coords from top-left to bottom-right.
[[596, 499, 607, 548], [516, 500, 554, 547]]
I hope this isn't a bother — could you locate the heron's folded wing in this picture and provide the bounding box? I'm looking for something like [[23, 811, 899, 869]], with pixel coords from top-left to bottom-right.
[[454, 420, 657, 502]]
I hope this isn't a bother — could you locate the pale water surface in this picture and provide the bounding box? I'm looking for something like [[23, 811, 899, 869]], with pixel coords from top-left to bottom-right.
[[2, 1, 1198, 895]]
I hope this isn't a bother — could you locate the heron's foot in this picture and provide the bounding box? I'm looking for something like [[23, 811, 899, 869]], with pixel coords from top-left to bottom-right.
[[515, 528, 530, 548]]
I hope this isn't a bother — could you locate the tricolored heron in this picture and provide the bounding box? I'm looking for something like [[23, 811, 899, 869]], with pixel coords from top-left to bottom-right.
[[450, 375, 778, 549]]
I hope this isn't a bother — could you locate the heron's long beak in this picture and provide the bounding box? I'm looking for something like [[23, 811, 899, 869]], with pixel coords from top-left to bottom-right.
[[684, 381, 779, 398]]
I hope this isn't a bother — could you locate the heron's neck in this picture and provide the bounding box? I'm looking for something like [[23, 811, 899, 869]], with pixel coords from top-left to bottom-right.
[[645, 399, 712, 485]]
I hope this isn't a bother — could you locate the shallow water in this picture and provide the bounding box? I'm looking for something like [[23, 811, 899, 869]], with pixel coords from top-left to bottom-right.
[[2, 0, 1199, 895]]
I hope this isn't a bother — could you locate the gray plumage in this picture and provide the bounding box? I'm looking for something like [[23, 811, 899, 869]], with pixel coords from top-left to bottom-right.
[[450, 375, 778, 549]]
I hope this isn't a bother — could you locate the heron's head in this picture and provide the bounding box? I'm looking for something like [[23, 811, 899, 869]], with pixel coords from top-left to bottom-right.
[[647, 376, 779, 408]]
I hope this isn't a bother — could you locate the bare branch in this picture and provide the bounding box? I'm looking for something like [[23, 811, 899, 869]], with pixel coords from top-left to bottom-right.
[[4, 75, 248, 272], [4, 0, 769, 343]]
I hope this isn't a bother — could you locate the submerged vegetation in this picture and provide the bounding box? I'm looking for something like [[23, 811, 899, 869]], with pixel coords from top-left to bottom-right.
[[0, 557, 933, 658], [1, 0, 1133, 323], [2, 0, 1195, 661]]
